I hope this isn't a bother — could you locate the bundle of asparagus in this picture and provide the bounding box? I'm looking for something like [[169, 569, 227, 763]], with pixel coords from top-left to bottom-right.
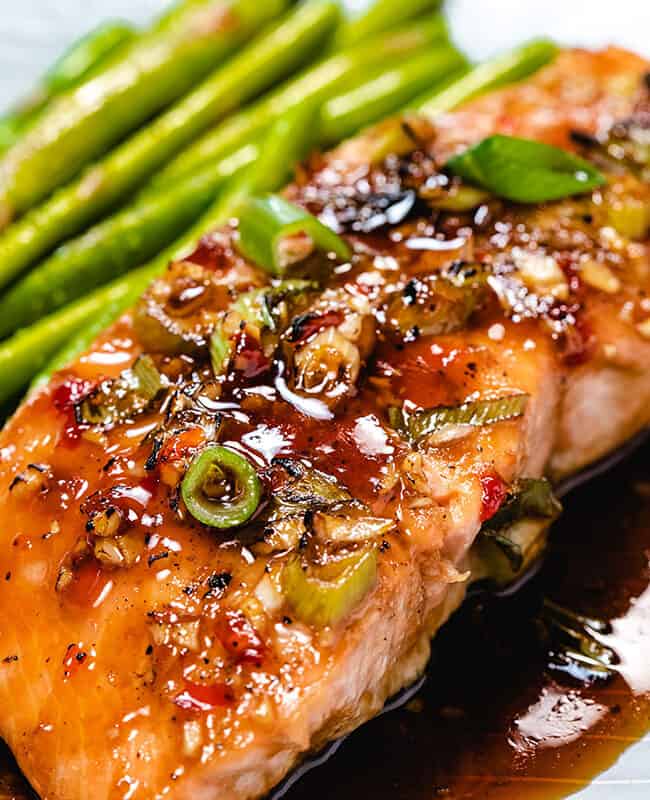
[[0, 0, 556, 415]]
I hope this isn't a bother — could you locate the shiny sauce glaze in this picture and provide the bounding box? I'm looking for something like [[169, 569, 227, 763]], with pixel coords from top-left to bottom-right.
[[0, 49, 649, 799], [283, 441, 650, 800], [2, 443, 650, 800]]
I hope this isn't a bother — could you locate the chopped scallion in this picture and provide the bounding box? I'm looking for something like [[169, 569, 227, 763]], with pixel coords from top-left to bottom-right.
[[391, 394, 529, 443], [209, 280, 318, 378], [181, 446, 262, 529], [237, 195, 351, 276], [479, 477, 562, 573], [446, 135, 606, 203], [282, 547, 377, 627], [209, 327, 233, 379], [132, 355, 164, 401]]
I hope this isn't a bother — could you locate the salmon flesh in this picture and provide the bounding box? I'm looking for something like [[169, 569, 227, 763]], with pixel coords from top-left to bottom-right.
[[0, 48, 649, 800]]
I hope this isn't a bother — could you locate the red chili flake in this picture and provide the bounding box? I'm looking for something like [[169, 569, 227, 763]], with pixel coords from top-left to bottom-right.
[[216, 610, 266, 665], [479, 473, 508, 523], [51, 378, 98, 447], [559, 316, 595, 367], [286, 309, 344, 345], [232, 329, 270, 381], [65, 560, 112, 609], [557, 255, 584, 297], [63, 643, 88, 680], [139, 473, 160, 496], [60, 422, 88, 448], [159, 427, 205, 463], [83, 484, 153, 530], [174, 680, 233, 712], [52, 377, 96, 411], [184, 236, 231, 271]]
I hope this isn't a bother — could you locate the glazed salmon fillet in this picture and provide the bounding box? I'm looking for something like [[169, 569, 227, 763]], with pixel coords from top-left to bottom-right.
[[1, 48, 649, 800]]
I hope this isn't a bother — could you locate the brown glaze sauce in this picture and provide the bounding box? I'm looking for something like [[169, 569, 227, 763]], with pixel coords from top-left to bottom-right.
[[3, 442, 650, 799], [274, 445, 650, 800], [2, 52, 650, 800], [280, 442, 650, 800]]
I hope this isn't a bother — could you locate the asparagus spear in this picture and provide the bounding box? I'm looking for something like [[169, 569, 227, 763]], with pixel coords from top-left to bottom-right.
[[13, 36, 558, 402], [0, 21, 137, 155], [150, 14, 450, 189], [333, 0, 441, 48], [319, 48, 468, 144], [27, 276, 158, 394], [0, 0, 338, 292], [26, 106, 317, 396], [177, 101, 320, 254], [0, 37, 462, 337], [0, 145, 258, 337], [0, 6, 213, 160], [0, 275, 146, 405], [416, 38, 558, 115], [0, 0, 289, 227], [41, 21, 137, 95]]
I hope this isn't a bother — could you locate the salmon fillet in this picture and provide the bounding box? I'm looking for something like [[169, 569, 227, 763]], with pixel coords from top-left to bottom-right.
[[0, 48, 649, 800]]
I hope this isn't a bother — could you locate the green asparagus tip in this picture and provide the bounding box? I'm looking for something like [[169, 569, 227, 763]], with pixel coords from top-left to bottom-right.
[[416, 38, 558, 116]]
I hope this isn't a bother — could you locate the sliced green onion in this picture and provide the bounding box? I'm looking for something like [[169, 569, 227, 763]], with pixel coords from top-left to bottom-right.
[[384, 274, 486, 342], [591, 116, 650, 180], [237, 194, 351, 276], [422, 184, 492, 211], [181, 446, 262, 529], [78, 354, 166, 425], [209, 326, 233, 379], [272, 464, 352, 515], [474, 517, 549, 581], [233, 290, 275, 331], [132, 354, 164, 401], [233, 279, 317, 332], [607, 201, 650, 241], [417, 39, 558, 115], [392, 394, 529, 443], [479, 477, 561, 573], [351, 115, 427, 166], [387, 406, 409, 435], [446, 135, 606, 204], [482, 477, 561, 537], [313, 511, 394, 544], [511, 477, 561, 519], [282, 547, 377, 627], [209, 280, 318, 378]]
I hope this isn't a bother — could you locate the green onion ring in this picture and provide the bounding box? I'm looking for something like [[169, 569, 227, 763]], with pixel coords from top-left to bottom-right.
[[236, 194, 351, 276], [391, 393, 529, 443], [282, 547, 377, 627], [181, 446, 262, 529]]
